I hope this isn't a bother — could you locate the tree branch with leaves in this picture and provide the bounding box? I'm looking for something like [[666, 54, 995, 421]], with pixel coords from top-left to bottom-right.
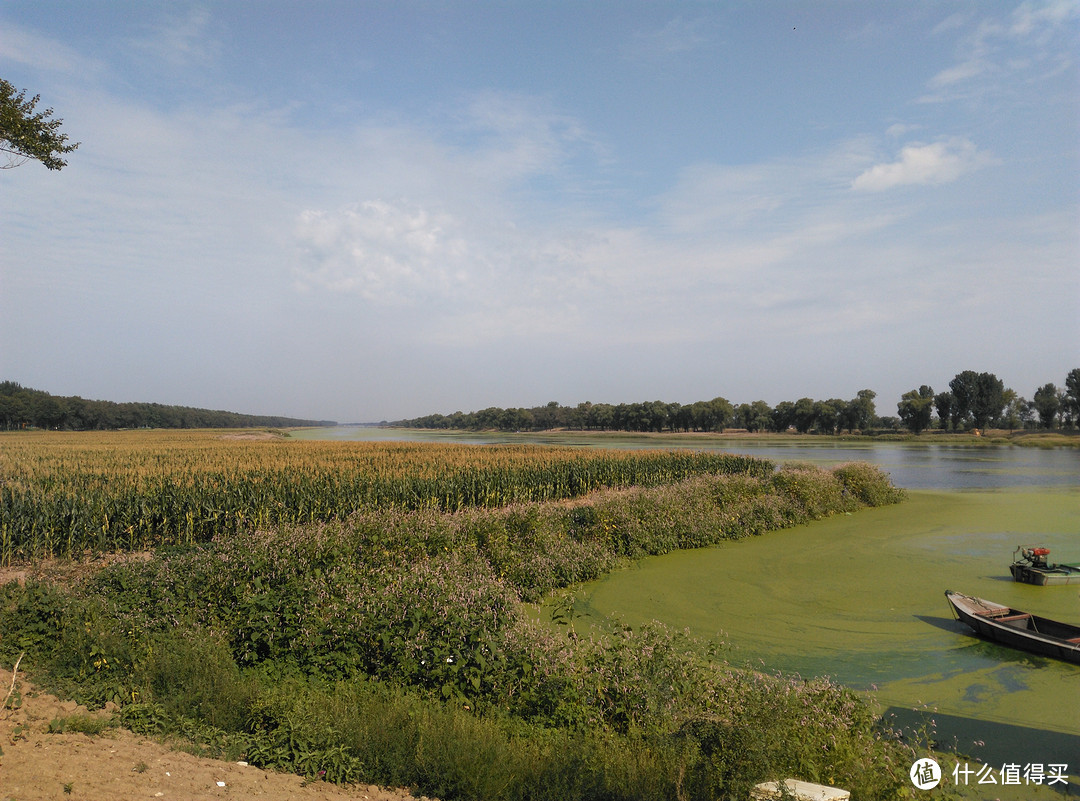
[[1, 78, 79, 170]]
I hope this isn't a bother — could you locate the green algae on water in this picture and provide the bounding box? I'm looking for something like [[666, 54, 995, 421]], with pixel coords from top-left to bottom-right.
[[551, 490, 1080, 740]]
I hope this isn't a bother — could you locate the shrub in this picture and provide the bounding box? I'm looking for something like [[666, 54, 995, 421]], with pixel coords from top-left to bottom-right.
[[139, 628, 256, 732], [770, 464, 846, 520], [833, 462, 906, 507], [0, 579, 71, 659]]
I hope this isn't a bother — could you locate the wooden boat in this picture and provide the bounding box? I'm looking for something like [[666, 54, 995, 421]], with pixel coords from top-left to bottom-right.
[[944, 590, 1080, 665], [1010, 546, 1080, 586]]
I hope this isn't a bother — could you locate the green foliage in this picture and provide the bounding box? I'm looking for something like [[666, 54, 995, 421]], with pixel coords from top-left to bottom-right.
[[0, 579, 70, 659], [116, 699, 252, 762], [833, 462, 906, 507], [949, 371, 1006, 430], [117, 701, 170, 734], [398, 389, 881, 437], [139, 629, 257, 732], [1032, 383, 1060, 428], [245, 690, 365, 784], [0, 79, 79, 170], [1065, 368, 1080, 426], [770, 465, 847, 520], [0, 380, 331, 429], [48, 713, 115, 736], [674, 672, 909, 800], [897, 386, 935, 434]]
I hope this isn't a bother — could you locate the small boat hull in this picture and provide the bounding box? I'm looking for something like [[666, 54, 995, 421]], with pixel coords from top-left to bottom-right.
[[1009, 561, 1080, 586], [944, 590, 1080, 665], [1010, 546, 1080, 586]]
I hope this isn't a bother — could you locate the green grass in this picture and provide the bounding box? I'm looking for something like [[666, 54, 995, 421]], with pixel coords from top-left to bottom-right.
[[47, 713, 116, 736]]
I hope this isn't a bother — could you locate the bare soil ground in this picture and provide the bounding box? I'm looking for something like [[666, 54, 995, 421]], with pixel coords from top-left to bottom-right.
[[0, 553, 153, 588], [0, 669, 429, 801]]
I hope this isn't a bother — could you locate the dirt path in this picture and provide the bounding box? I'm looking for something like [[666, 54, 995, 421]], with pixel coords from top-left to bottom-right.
[[0, 669, 429, 801]]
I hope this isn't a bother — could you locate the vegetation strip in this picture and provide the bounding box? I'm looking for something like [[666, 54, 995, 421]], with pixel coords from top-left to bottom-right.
[[0, 430, 767, 564], [394, 368, 1080, 434], [1, 434, 916, 800]]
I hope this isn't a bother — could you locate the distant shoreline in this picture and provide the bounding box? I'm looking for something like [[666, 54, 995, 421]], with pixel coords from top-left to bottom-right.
[[312, 426, 1080, 447]]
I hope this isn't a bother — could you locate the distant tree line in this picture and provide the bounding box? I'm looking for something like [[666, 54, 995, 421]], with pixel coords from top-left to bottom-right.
[[396, 390, 880, 435], [0, 382, 336, 431], [897, 369, 1080, 434], [398, 369, 1080, 436]]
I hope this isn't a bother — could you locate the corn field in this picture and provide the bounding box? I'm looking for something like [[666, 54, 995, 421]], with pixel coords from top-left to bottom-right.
[[0, 430, 772, 563]]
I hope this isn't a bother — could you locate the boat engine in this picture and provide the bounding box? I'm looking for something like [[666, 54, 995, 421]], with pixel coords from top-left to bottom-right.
[[1019, 546, 1051, 567]]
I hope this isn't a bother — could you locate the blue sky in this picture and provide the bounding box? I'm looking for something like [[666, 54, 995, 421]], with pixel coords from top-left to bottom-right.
[[2, 1, 1077, 422]]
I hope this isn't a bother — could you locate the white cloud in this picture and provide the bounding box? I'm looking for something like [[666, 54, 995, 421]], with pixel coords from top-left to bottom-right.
[[293, 200, 470, 302], [1010, 0, 1078, 38], [923, 1, 1077, 101], [851, 138, 993, 191], [885, 123, 921, 138], [928, 58, 994, 89], [128, 7, 221, 69], [452, 90, 604, 188], [931, 12, 974, 36], [0, 24, 101, 76], [654, 139, 890, 237]]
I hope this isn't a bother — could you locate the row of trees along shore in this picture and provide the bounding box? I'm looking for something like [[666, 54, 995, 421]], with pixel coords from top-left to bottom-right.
[[0, 381, 335, 431], [4, 370, 1077, 434], [397, 369, 1080, 435]]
